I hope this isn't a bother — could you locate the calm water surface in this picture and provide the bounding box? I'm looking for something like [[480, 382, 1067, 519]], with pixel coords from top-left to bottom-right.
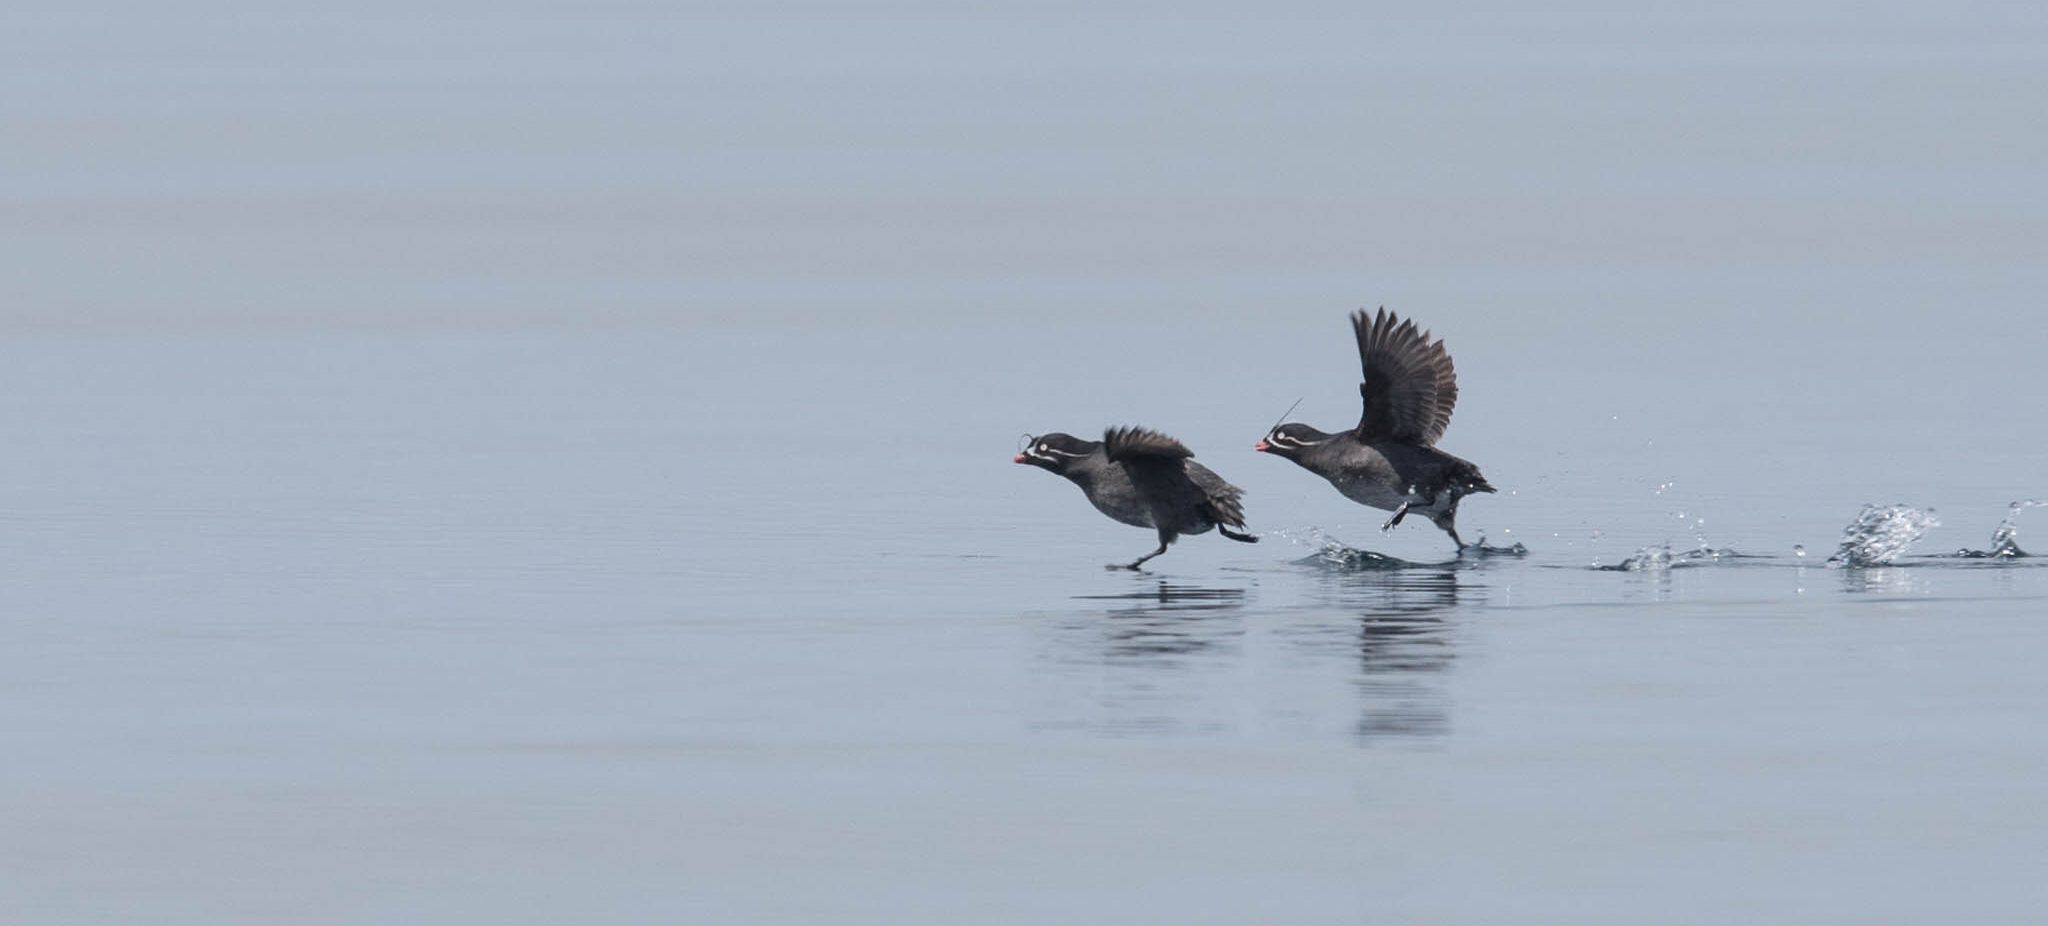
[[11, 1, 2048, 920], [2, 324, 2044, 924]]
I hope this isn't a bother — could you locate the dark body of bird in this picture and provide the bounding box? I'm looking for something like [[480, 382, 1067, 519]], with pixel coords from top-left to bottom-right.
[[1256, 308, 1494, 548], [1016, 427, 1258, 569]]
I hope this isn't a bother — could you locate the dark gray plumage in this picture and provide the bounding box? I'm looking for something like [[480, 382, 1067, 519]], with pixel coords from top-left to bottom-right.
[[1015, 427, 1257, 569], [1256, 308, 1494, 548]]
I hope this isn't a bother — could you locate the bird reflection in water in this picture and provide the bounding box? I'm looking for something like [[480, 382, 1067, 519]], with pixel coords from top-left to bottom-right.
[[1035, 567, 1476, 744], [1072, 583, 1247, 662], [1027, 582, 1249, 739], [1318, 566, 1466, 743]]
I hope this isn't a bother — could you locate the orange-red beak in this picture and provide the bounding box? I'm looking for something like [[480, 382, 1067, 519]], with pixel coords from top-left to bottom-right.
[[1013, 453, 1028, 464], [1253, 440, 1270, 452]]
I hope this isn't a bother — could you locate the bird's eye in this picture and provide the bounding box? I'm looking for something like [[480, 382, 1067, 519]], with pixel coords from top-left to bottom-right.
[[1036, 444, 1049, 454]]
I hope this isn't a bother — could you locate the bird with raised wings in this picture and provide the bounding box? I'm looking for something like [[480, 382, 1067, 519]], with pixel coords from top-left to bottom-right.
[[1255, 308, 1494, 548], [1016, 427, 1258, 569]]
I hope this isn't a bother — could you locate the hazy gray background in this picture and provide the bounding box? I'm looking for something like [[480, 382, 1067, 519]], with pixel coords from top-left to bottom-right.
[[7, 4, 2048, 924], [7, 1, 2044, 336]]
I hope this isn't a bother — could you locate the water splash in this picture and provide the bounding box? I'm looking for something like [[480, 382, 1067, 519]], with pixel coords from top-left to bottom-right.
[[1456, 529, 1529, 558], [1590, 509, 1734, 571], [1946, 498, 2044, 558], [1272, 527, 1414, 570], [1461, 538, 1530, 558], [1596, 543, 1737, 572], [1312, 546, 1413, 570], [1270, 526, 1524, 569], [1825, 504, 1939, 567], [1988, 499, 2042, 557]]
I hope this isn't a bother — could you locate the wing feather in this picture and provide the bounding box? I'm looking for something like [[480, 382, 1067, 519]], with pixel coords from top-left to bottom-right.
[[1186, 461, 1247, 528], [1102, 426, 1195, 462], [1352, 307, 1459, 445]]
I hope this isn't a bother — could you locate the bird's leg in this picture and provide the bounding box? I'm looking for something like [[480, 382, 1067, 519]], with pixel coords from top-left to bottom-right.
[[1434, 507, 1466, 551], [1118, 541, 1171, 570], [1218, 525, 1259, 543], [1115, 530, 1177, 570], [1381, 499, 1411, 532]]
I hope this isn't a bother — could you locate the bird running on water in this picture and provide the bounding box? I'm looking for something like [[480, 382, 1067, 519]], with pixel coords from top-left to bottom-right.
[[1255, 308, 1494, 548], [1016, 427, 1258, 569]]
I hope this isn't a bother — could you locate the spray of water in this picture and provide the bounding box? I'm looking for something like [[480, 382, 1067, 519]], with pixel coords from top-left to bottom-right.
[[1461, 535, 1530, 558], [1987, 499, 2045, 557], [1272, 525, 1527, 568], [1592, 508, 1733, 571], [1598, 543, 1736, 572], [1269, 526, 1412, 570], [1826, 504, 1939, 568]]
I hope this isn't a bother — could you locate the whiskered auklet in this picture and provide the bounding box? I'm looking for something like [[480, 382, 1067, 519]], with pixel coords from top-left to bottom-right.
[[1255, 308, 1494, 548], [1015, 427, 1258, 569]]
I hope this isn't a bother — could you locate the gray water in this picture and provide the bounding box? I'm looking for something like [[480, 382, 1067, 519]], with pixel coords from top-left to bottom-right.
[[2, 322, 2044, 923], [10, 2, 2048, 923]]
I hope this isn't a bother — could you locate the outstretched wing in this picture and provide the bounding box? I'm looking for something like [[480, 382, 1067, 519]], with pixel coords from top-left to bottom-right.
[[1102, 426, 1194, 463], [1352, 307, 1459, 445]]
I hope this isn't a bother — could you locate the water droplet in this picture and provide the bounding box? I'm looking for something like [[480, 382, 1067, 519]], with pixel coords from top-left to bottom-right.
[[1793, 544, 1806, 558]]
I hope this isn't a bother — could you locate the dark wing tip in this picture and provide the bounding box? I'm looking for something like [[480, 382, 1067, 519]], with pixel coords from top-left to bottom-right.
[[1349, 306, 1392, 337], [1103, 426, 1194, 462]]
